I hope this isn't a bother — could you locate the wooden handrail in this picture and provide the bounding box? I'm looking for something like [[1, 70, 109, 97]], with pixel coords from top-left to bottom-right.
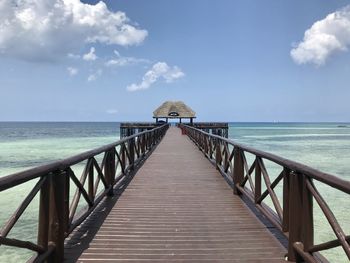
[[0, 124, 169, 262], [0, 127, 167, 191], [180, 124, 350, 262], [181, 125, 350, 194]]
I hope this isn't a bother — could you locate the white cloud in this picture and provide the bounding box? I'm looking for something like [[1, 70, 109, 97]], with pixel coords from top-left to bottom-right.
[[0, 0, 148, 62], [67, 53, 80, 59], [67, 67, 78, 76], [127, 62, 185, 92], [106, 109, 118, 114], [87, 69, 102, 82], [105, 50, 149, 67], [291, 5, 350, 66], [83, 47, 97, 61]]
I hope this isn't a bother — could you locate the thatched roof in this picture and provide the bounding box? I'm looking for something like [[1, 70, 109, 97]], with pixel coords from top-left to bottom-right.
[[153, 101, 196, 118]]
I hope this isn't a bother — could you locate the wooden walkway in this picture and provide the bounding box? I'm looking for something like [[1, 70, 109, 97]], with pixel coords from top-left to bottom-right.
[[65, 127, 286, 262]]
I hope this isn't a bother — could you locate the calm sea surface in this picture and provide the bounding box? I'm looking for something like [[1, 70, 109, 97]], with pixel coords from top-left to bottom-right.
[[0, 122, 349, 262]]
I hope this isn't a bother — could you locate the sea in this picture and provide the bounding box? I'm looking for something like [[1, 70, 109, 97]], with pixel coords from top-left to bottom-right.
[[0, 122, 349, 262]]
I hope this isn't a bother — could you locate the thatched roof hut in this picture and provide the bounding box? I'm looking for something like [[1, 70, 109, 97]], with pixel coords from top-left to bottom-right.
[[153, 101, 196, 123]]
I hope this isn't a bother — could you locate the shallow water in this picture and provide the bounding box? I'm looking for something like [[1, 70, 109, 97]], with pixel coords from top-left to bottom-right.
[[229, 123, 350, 262], [0, 122, 349, 262], [0, 122, 120, 262]]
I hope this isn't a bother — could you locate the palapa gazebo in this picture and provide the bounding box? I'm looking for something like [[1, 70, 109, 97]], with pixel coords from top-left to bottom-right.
[[153, 101, 196, 124]]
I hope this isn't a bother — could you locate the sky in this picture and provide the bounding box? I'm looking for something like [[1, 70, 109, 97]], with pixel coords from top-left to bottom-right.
[[1, 0, 350, 122]]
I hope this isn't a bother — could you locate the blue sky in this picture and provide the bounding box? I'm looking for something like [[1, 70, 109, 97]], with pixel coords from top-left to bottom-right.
[[1, 0, 350, 122]]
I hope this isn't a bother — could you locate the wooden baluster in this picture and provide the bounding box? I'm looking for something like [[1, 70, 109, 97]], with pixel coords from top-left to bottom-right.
[[105, 150, 116, 196], [233, 148, 244, 195], [141, 134, 146, 156], [48, 170, 68, 263], [151, 131, 154, 147], [121, 144, 126, 173], [302, 176, 314, 253], [282, 168, 290, 233], [215, 139, 222, 169], [64, 172, 70, 235], [225, 143, 230, 172], [88, 159, 94, 202], [129, 137, 135, 170], [37, 174, 50, 252], [148, 132, 152, 148], [255, 157, 261, 203], [288, 171, 303, 262], [204, 136, 208, 156]]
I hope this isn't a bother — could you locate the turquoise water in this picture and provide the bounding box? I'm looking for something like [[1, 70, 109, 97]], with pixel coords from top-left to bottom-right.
[[0, 122, 120, 262], [229, 123, 350, 262], [0, 122, 349, 262]]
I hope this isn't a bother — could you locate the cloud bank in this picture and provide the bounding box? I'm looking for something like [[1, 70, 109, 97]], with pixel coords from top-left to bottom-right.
[[127, 62, 185, 92], [291, 5, 350, 66], [0, 0, 148, 61]]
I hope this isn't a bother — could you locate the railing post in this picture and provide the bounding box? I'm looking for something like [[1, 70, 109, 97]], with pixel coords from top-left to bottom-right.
[[141, 134, 146, 156], [233, 147, 244, 195], [301, 176, 314, 253], [129, 137, 135, 170], [282, 168, 290, 233], [223, 142, 229, 171], [288, 171, 303, 262], [37, 174, 51, 252], [254, 157, 261, 203], [48, 170, 68, 263], [105, 149, 116, 196], [148, 132, 151, 149], [88, 159, 94, 202], [204, 136, 208, 156], [121, 144, 127, 173], [215, 139, 222, 169], [63, 171, 70, 235], [287, 172, 313, 261]]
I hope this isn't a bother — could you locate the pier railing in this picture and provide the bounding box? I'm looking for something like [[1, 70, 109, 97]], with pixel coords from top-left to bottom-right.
[[181, 124, 350, 262], [0, 124, 168, 262]]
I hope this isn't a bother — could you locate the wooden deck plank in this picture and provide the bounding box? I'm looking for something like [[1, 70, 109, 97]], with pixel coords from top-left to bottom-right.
[[64, 127, 286, 262]]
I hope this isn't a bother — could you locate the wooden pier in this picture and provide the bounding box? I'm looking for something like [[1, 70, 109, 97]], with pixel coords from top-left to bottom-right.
[[64, 127, 286, 262], [0, 123, 349, 262]]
